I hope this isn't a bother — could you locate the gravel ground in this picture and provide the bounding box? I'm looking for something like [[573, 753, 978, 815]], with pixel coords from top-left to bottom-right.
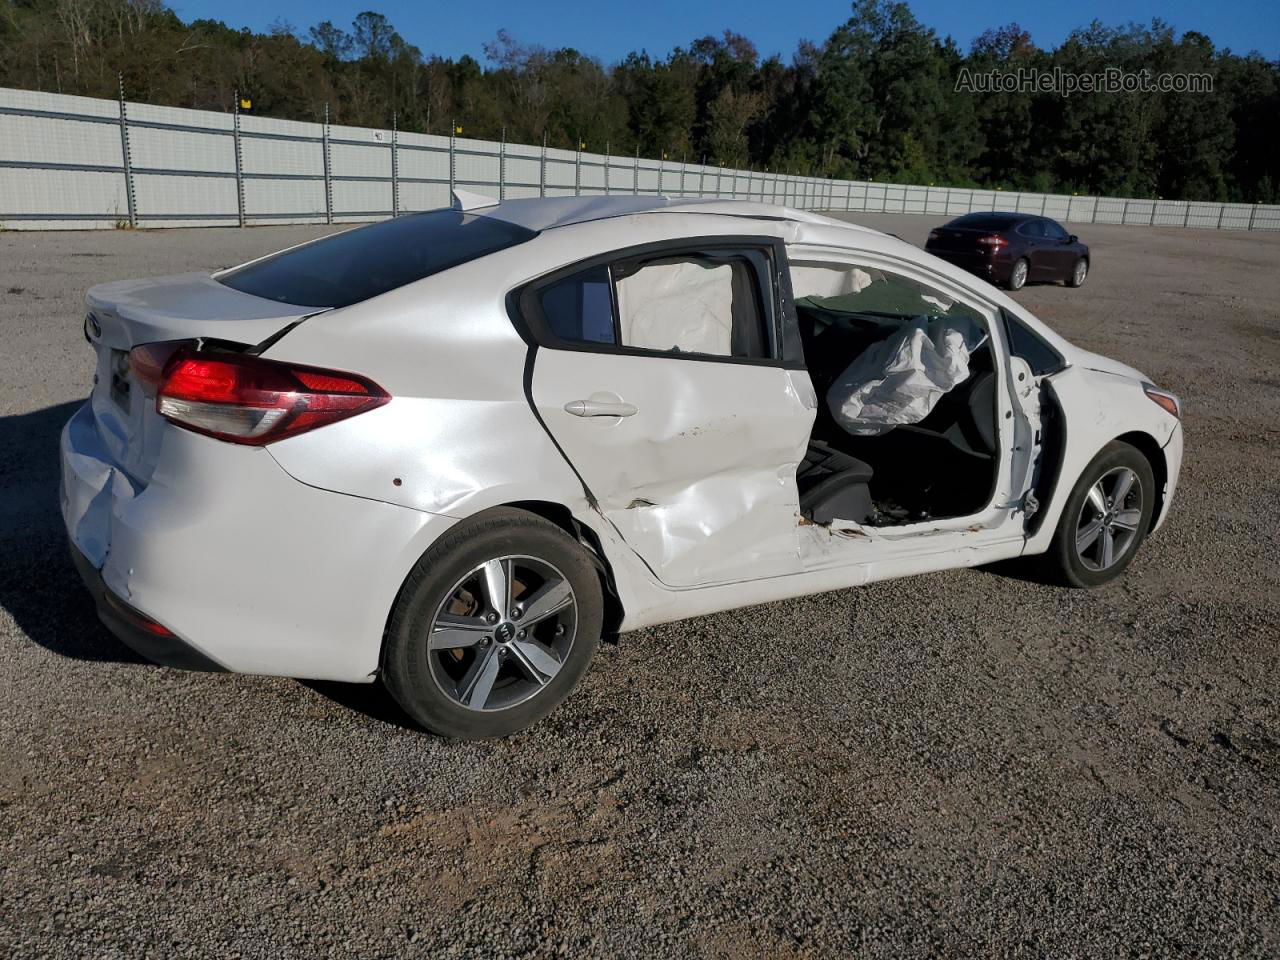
[[1, 213, 1278, 958]]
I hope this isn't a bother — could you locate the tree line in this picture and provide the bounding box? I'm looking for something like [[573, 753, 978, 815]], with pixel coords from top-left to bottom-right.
[[2, 0, 1277, 202]]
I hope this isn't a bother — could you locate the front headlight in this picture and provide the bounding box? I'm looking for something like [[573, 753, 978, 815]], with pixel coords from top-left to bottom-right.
[[1143, 383, 1181, 419]]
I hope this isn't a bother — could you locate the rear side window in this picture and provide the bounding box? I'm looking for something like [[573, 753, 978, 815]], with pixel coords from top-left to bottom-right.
[[613, 255, 766, 358], [539, 266, 615, 344], [1018, 219, 1045, 238], [522, 247, 775, 362], [219, 210, 536, 309]]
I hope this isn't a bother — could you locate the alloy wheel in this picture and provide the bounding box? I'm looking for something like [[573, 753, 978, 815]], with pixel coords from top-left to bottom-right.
[[1073, 260, 1088, 285], [426, 555, 577, 712], [1075, 467, 1143, 571], [1011, 260, 1028, 289]]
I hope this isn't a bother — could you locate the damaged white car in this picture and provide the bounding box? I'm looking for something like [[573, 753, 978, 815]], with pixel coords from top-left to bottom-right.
[[62, 195, 1183, 738]]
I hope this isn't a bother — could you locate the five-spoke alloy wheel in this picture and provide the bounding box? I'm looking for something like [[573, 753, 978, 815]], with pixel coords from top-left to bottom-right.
[[1042, 441, 1155, 587], [382, 508, 603, 739], [1074, 467, 1143, 572], [427, 556, 578, 713]]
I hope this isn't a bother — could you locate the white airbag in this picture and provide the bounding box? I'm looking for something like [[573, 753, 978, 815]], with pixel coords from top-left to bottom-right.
[[616, 261, 733, 355], [828, 316, 985, 436]]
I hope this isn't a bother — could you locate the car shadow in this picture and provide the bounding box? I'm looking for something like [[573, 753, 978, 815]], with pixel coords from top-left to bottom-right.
[[298, 679, 421, 732], [0, 400, 146, 665]]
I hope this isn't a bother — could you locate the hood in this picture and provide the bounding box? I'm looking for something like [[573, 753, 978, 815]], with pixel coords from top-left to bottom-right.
[[1071, 347, 1148, 384]]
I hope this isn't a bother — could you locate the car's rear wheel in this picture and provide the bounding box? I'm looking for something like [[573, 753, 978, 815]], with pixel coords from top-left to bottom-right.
[[1039, 441, 1155, 588], [382, 508, 602, 739], [1008, 258, 1029, 291], [1067, 257, 1088, 287]]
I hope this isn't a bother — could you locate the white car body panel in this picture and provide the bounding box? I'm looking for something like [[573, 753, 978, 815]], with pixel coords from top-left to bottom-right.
[[60, 196, 1184, 683]]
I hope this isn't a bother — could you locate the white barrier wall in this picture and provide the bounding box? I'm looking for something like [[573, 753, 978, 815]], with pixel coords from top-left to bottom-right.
[[2, 85, 1278, 232]]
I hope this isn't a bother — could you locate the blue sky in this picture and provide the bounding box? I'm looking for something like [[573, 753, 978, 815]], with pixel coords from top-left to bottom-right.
[[171, 0, 1279, 62]]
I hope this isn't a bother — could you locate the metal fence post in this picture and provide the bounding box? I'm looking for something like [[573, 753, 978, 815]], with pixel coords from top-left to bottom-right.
[[232, 90, 245, 228], [541, 131, 548, 198], [448, 120, 456, 196], [633, 145, 639, 196], [574, 138, 582, 196], [391, 112, 399, 216], [1216, 204, 1226, 229], [1182, 203, 1191, 228], [498, 126, 506, 202], [1121, 198, 1129, 225], [1149, 200, 1157, 226], [699, 156, 707, 197], [1248, 204, 1257, 231], [116, 73, 136, 228], [322, 103, 333, 225], [680, 153, 687, 197], [604, 141, 611, 195]]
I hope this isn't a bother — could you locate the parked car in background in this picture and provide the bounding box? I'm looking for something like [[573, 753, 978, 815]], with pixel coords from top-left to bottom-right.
[[62, 195, 1179, 739], [925, 212, 1090, 291]]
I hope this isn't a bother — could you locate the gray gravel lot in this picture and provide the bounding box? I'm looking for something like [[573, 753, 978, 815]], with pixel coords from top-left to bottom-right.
[[2, 213, 1279, 958]]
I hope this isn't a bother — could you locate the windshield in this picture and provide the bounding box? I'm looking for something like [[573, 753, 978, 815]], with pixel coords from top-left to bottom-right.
[[219, 210, 537, 308]]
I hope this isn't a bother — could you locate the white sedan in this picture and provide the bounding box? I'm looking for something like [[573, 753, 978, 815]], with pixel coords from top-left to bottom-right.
[[61, 194, 1183, 738]]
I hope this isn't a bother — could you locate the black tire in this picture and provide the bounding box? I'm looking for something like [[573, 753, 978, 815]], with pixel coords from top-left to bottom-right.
[[1038, 441, 1155, 588], [1007, 258, 1029, 291], [1066, 257, 1088, 288], [382, 507, 603, 739]]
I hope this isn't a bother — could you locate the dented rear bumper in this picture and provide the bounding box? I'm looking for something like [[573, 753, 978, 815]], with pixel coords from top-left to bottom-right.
[[59, 400, 457, 682]]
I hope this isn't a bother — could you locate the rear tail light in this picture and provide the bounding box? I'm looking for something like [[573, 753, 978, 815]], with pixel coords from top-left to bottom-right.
[[155, 347, 389, 445], [1143, 384, 1181, 419], [976, 234, 1008, 250], [129, 341, 189, 397]]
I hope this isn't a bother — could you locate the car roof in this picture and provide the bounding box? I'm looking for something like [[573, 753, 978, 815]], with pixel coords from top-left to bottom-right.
[[477, 194, 881, 236], [953, 211, 1038, 223]]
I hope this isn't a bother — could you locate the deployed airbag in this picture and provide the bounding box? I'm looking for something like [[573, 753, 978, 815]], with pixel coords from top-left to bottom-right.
[[616, 261, 733, 355], [828, 316, 985, 436]]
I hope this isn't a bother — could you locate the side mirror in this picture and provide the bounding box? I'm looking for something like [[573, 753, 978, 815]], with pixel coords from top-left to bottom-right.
[[1067, 234, 1078, 244]]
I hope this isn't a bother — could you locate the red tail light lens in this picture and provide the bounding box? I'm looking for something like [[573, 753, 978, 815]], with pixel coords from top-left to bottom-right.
[[156, 348, 389, 445], [976, 234, 1008, 250]]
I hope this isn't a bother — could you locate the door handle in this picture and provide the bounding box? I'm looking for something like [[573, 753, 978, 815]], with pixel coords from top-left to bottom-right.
[[563, 399, 638, 418]]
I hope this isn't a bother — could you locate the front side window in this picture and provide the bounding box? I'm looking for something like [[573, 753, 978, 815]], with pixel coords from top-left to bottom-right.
[[219, 210, 537, 309], [1042, 219, 1068, 240]]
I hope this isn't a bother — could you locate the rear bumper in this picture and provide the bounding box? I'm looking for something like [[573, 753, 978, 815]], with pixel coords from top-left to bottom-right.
[[926, 248, 1010, 284], [60, 401, 458, 681], [68, 540, 226, 671]]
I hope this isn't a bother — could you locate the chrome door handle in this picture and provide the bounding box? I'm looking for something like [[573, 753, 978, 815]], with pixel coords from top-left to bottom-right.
[[563, 399, 638, 418]]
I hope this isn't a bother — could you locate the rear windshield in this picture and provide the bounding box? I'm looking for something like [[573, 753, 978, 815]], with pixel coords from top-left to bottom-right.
[[218, 210, 537, 308], [949, 213, 1020, 230]]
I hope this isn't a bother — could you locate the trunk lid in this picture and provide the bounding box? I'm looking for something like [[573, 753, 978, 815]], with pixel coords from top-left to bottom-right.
[[928, 226, 995, 253], [84, 272, 320, 483]]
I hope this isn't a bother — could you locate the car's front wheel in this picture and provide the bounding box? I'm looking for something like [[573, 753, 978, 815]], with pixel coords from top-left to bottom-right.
[[1067, 257, 1088, 288], [1039, 441, 1155, 587], [382, 507, 603, 739]]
